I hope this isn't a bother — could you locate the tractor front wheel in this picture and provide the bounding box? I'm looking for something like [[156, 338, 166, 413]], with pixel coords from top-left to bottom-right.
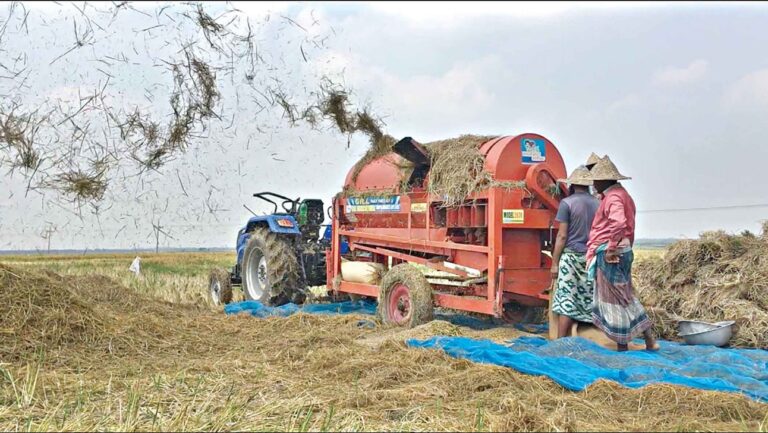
[[377, 264, 433, 328], [242, 228, 304, 306], [209, 267, 233, 306]]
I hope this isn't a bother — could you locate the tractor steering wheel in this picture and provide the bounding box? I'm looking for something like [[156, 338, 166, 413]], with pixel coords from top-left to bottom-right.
[[282, 198, 298, 214]]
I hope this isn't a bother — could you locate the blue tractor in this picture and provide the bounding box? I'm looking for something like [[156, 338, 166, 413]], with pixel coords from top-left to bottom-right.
[[208, 192, 340, 306]]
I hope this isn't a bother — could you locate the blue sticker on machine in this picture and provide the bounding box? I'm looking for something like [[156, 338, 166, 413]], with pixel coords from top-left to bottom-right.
[[521, 138, 546, 164], [347, 195, 401, 212]]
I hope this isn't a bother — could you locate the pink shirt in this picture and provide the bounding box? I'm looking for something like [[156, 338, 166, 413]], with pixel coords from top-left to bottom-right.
[[586, 184, 636, 263]]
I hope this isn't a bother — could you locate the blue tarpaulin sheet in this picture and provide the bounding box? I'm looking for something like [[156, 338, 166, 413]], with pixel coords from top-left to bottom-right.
[[407, 335, 768, 402], [224, 299, 378, 318], [224, 300, 534, 331], [225, 300, 768, 401]]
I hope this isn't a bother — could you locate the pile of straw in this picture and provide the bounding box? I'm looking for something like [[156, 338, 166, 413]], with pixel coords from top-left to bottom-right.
[[424, 134, 509, 206], [1, 263, 766, 430], [339, 132, 531, 206], [635, 228, 768, 348], [0, 264, 206, 364]]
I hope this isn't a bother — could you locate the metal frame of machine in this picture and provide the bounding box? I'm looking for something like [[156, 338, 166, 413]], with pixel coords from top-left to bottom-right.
[[327, 134, 567, 321]]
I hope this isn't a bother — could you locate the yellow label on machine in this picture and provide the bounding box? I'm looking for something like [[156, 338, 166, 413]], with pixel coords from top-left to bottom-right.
[[410, 203, 427, 213], [502, 209, 525, 224]]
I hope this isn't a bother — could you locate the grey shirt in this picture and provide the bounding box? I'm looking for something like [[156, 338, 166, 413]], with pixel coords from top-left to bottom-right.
[[555, 191, 599, 254]]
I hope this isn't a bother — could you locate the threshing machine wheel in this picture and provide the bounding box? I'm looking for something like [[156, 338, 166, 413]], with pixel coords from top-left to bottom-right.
[[501, 301, 545, 324], [209, 267, 233, 306], [377, 264, 433, 328], [242, 228, 305, 306]]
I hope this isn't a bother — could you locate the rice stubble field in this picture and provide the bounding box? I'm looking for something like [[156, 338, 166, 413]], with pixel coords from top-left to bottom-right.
[[1, 250, 767, 432]]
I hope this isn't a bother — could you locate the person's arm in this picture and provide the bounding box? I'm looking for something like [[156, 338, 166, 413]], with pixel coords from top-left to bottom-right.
[[605, 197, 627, 263], [551, 221, 568, 278], [551, 201, 570, 278]]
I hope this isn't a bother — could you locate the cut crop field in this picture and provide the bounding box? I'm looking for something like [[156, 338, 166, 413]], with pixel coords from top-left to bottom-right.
[[1, 250, 766, 432]]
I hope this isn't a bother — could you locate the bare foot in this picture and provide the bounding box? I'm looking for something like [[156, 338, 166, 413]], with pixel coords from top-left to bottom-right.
[[643, 330, 660, 351], [645, 342, 660, 351]]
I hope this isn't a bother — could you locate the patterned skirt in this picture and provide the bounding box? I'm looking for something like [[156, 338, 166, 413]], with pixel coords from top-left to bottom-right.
[[589, 247, 652, 345], [552, 250, 594, 322]]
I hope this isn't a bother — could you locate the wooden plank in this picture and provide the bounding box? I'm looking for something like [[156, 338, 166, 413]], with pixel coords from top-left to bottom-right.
[[351, 243, 471, 278], [339, 229, 489, 253], [433, 293, 497, 316], [338, 280, 379, 297]]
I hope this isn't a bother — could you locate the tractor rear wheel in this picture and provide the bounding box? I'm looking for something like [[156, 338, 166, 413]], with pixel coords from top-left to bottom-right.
[[242, 228, 304, 306], [377, 264, 433, 327], [209, 267, 233, 306]]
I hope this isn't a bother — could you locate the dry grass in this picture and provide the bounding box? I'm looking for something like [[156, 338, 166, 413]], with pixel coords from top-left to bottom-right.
[[0, 252, 766, 431], [340, 133, 536, 207], [424, 135, 497, 207], [0, 251, 232, 305], [636, 229, 768, 348]]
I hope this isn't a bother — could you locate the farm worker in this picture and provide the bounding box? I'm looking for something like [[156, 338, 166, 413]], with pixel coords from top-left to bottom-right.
[[586, 156, 659, 352], [551, 165, 600, 338], [585, 153, 604, 197]]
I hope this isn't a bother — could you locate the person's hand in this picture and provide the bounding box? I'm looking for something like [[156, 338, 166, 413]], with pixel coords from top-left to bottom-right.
[[605, 249, 621, 264], [550, 264, 559, 279]]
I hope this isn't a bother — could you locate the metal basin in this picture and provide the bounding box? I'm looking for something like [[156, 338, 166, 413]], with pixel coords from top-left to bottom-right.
[[678, 320, 735, 347], [678, 320, 719, 336]]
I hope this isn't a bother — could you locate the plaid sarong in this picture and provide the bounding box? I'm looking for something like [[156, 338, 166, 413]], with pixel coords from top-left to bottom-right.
[[552, 250, 594, 322], [588, 244, 652, 345]]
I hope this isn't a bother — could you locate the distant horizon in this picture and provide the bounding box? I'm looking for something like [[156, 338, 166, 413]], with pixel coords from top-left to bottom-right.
[[0, 238, 684, 256]]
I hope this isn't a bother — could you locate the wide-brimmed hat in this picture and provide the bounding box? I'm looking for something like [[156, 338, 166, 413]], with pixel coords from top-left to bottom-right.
[[589, 156, 631, 181], [557, 165, 593, 186], [585, 152, 601, 168]]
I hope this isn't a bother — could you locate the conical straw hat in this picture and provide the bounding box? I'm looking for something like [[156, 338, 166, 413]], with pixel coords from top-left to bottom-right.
[[557, 165, 593, 186], [589, 155, 631, 181], [585, 152, 601, 168]]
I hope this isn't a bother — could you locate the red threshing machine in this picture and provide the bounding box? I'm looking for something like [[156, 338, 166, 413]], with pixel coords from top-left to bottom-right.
[[327, 134, 567, 326]]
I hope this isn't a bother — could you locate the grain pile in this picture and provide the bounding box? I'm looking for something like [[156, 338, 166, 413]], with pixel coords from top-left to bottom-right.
[[635, 227, 768, 348]]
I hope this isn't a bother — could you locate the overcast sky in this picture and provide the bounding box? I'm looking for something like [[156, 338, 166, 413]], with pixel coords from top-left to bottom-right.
[[2, 1, 768, 251]]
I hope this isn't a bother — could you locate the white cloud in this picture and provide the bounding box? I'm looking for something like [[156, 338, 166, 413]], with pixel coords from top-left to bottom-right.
[[724, 68, 768, 110], [606, 93, 642, 115], [653, 60, 709, 86], [345, 55, 502, 135], [360, 1, 707, 27], [231, 1, 294, 18]]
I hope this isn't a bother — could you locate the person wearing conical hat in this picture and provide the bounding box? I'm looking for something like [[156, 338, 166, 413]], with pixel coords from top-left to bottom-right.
[[585, 152, 601, 171], [586, 156, 658, 352], [550, 165, 600, 338]]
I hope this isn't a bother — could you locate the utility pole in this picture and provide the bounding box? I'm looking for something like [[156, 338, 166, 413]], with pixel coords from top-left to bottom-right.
[[150, 220, 176, 253], [40, 225, 57, 254], [152, 222, 162, 253]]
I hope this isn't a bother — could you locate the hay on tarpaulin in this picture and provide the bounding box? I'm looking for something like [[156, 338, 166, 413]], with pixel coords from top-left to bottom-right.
[[635, 228, 768, 348]]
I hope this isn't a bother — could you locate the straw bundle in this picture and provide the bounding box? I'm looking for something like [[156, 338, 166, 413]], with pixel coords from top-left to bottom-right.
[[635, 229, 768, 348]]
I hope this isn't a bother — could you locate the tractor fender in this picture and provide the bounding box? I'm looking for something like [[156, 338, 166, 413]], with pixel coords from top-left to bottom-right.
[[236, 215, 300, 266]]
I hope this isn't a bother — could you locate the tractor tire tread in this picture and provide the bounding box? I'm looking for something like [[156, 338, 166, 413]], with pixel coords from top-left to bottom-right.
[[244, 228, 304, 306], [209, 267, 233, 305]]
